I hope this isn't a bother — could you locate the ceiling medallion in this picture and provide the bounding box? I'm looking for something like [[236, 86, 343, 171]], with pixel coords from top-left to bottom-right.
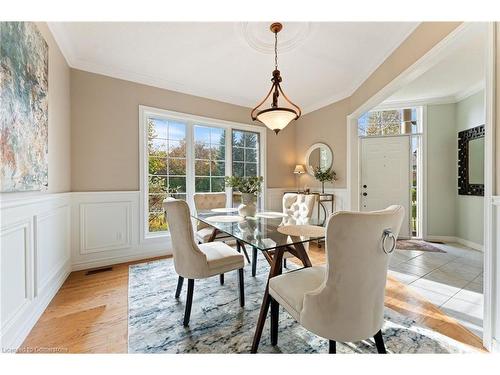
[[250, 23, 301, 135], [238, 22, 314, 54]]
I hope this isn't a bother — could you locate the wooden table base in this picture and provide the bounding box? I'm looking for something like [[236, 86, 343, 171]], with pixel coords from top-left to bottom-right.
[[250, 241, 311, 353]]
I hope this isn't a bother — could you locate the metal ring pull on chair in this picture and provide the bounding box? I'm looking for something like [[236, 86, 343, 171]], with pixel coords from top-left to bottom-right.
[[382, 229, 396, 254]]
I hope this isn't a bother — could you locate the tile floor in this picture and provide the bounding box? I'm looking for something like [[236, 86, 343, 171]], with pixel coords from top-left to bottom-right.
[[388, 242, 484, 338]]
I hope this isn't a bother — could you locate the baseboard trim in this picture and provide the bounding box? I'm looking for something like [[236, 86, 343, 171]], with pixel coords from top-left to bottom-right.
[[492, 338, 500, 353], [71, 249, 171, 271], [3, 258, 70, 351], [425, 235, 483, 251], [456, 237, 484, 252]]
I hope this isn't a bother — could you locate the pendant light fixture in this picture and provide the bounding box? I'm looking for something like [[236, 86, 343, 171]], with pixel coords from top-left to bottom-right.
[[251, 22, 301, 134]]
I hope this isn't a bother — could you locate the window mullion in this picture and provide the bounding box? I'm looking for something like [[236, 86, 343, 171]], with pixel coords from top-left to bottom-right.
[[226, 127, 233, 207], [185, 121, 195, 210]]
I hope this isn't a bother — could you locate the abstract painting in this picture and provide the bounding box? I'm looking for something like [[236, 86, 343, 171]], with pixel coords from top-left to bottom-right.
[[0, 22, 49, 192]]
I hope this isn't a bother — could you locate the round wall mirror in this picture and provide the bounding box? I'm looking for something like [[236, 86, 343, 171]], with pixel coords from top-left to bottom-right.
[[304, 143, 333, 175]]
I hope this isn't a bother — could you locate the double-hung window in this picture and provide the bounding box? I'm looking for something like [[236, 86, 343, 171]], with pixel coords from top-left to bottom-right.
[[194, 126, 226, 193], [140, 106, 266, 238]]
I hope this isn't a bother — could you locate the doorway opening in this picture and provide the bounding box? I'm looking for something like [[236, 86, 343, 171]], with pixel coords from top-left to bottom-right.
[[358, 107, 423, 239], [349, 23, 490, 343]]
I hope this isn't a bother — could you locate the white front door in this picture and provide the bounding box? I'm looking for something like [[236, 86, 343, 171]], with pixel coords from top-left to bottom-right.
[[360, 136, 410, 238]]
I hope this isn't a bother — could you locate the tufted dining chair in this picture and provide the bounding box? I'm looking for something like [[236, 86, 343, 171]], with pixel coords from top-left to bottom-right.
[[265, 205, 405, 353], [163, 198, 245, 327], [193, 192, 251, 284], [248, 193, 317, 276], [193, 192, 228, 243], [281, 193, 317, 267]]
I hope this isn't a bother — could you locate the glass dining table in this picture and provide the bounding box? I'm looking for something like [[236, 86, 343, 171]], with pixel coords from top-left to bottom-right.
[[192, 208, 326, 353]]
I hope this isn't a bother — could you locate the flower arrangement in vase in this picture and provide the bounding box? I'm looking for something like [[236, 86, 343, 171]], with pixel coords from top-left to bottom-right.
[[225, 176, 263, 217], [313, 167, 337, 193]]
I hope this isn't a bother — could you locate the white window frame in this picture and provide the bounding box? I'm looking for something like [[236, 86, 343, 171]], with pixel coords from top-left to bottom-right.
[[139, 105, 267, 241]]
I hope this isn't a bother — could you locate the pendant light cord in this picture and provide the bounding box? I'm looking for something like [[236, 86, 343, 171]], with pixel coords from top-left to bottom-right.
[[274, 31, 278, 70]]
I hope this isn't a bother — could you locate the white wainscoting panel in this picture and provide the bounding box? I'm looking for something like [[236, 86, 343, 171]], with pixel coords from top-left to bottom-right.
[[79, 201, 132, 254], [1, 193, 71, 351], [1, 219, 33, 334], [35, 205, 71, 295], [71, 191, 171, 271]]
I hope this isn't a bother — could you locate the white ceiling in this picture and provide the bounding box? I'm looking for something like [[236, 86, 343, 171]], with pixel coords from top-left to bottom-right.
[[384, 23, 487, 105], [49, 22, 419, 113]]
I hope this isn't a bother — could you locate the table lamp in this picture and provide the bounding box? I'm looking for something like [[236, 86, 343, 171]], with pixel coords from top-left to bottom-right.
[[293, 164, 306, 192]]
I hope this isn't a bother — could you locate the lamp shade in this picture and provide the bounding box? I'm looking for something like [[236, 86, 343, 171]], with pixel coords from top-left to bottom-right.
[[293, 164, 306, 174], [256, 108, 297, 134]]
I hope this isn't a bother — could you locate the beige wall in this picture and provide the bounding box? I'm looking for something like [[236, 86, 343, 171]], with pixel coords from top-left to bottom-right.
[[36, 23, 71, 193], [294, 98, 350, 189], [70, 69, 296, 191]]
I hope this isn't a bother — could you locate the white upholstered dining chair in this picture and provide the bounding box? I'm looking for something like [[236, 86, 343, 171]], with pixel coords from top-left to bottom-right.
[[193, 192, 251, 283], [249, 193, 317, 275], [266, 205, 405, 353], [163, 198, 245, 327], [193, 192, 228, 244], [281, 193, 317, 267]]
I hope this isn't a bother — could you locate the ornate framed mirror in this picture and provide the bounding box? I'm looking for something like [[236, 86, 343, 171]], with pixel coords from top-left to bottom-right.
[[304, 143, 333, 176], [458, 124, 484, 196]]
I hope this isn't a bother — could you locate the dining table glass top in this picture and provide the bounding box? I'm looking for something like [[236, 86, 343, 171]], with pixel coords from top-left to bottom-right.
[[193, 209, 325, 251]]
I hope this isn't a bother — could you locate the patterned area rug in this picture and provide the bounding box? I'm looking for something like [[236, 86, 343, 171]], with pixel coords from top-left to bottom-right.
[[397, 240, 446, 253], [128, 256, 473, 353]]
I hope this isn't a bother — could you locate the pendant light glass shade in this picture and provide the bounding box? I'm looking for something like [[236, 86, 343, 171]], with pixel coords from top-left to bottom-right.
[[251, 23, 301, 135], [256, 108, 297, 134]]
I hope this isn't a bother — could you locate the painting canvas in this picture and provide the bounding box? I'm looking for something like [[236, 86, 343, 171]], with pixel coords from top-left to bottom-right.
[[0, 22, 49, 192]]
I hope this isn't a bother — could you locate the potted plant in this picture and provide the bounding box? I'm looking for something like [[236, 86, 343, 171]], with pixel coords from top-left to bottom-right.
[[225, 176, 263, 217], [313, 167, 337, 193]]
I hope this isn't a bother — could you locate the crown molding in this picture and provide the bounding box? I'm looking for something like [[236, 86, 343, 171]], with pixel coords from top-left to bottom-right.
[[302, 22, 420, 115], [454, 80, 485, 102], [47, 22, 420, 116], [374, 96, 457, 110], [376, 79, 485, 110], [71, 57, 255, 109]]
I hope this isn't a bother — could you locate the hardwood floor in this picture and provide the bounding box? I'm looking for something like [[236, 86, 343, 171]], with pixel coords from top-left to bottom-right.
[[21, 245, 484, 353]]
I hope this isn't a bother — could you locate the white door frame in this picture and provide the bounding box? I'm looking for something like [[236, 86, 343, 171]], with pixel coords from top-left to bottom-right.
[[346, 22, 496, 351]]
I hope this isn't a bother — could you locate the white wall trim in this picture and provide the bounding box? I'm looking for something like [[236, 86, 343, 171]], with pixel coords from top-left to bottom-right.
[[79, 201, 132, 254], [71, 190, 172, 272], [376, 80, 486, 110], [482, 22, 496, 352], [0, 192, 72, 210], [70, 249, 168, 272], [1, 193, 72, 351], [5, 259, 71, 352], [425, 235, 484, 252]]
